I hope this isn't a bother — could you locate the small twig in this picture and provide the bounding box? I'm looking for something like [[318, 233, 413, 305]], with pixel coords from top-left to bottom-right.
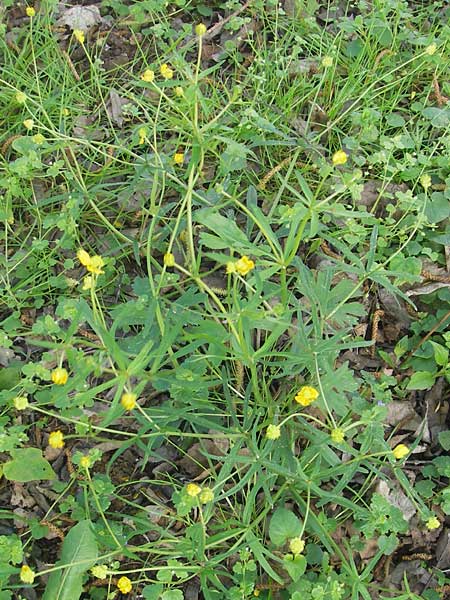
[[62, 50, 80, 81], [370, 309, 384, 358], [432, 75, 448, 107]]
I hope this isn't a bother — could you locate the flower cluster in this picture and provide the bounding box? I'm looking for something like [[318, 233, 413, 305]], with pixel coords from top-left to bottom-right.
[[392, 444, 409, 460], [185, 483, 214, 503]]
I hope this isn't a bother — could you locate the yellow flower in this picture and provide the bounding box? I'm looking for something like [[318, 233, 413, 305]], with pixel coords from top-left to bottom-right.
[[91, 565, 108, 579], [48, 430, 64, 449], [138, 127, 147, 145], [14, 396, 29, 410], [266, 424, 281, 440], [226, 261, 236, 274], [392, 444, 409, 460], [23, 119, 34, 130], [117, 576, 132, 594], [322, 55, 333, 68], [332, 150, 347, 166], [77, 249, 105, 275], [254, 590, 260, 597], [195, 23, 207, 36], [425, 43, 437, 56], [141, 69, 155, 82], [15, 91, 27, 104], [20, 565, 35, 584], [163, 252, 175, 267], [32, 133, 45, 144], [186, 483, 201, 497], [295, 386, 319, 406], [289, 537, 305, 555], [235, 255, 255, 276], [82, 275, 94, 291], [199, 487, 214, 503], [121, 392, 137, 411], [330, 428, 345, 443], [87, 255, 105, 275], [175, 86, 184, 97], [80, 455, 91, 469], [173, 152, 184, 165], [51, 367, 69, 386], [426, 516, 440, 530], [26, 6, 36, 17], [420, 174, 431, 190], [160, 63, 174, 80], [73, 29, 85, 44]]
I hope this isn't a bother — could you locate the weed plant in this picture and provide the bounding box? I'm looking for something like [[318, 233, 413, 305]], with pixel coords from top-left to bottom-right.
[[0, 1, 449, 599]]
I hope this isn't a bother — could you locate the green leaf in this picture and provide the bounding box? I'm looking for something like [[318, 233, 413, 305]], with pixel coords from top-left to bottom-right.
[[3, 448, 56, 482], [268, 508, 302, 546], [283, 554, 307, 581], [406, 371, 436, 390], [142, 585, 164, 600], [161, 591, 184, 600], [438, 431, 450, 451], [377, 533, 398, 555], [430, 342, 449, 367], [43, 520, 98, 600]]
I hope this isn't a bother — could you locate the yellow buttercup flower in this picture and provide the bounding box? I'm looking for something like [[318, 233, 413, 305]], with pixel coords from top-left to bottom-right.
[[51, 367, 68, 385], [420, 174, 431, 190], [32, 133, 45, 144], [195, 23, 207, 36], [160, 63, 174, 80], [14, 396, 29, 410], [163, 252, 175, 267], [87, 255, 105, 275], [117, 576, 132, 594], [186, 483, 201, 497], [266, 424, 281, 440], [141, 69, 155, 82], [322, 55, 333, 68], [235, 255, 255, 276], [77, 249, 105, 275], [91, 565, 108, 579], [82, 275, 94, 291], [48, 430, 65, 449], [425, 43, 437, 56], [16, 91, 27, 104], [392, 444, 409, 460], [138, 127, 147, 145], [121, 392, 137, 411], [426, 516, 440, 530], [332, 150, 347, 166], [23, 119, 34, 130], [295, 386, 319, 406], [226, 261, 236, 274], [199, 487, 214, 503], [80, 455, 91, 469], [26, 6, 36, 17], [330, 428, 345, 443], [20, 565, 35, 584], [289, 537, 305, 555], [173, 152, 184, 165], [175, 86, 184, 97], [73, 29, 85, 44]]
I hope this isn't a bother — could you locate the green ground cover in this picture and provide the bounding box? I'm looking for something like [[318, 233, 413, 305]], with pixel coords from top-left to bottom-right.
[[0, 0, 450, 598]]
